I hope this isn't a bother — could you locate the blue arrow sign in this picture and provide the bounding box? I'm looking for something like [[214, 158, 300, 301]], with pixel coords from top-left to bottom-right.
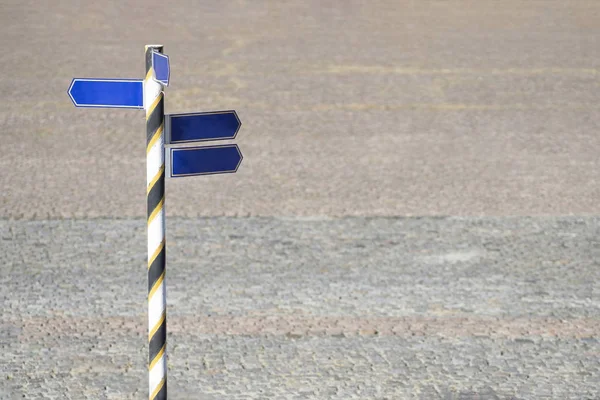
[[152, 52, 170, 86], [168, 145, 243, 177], [166, 111, 241, 144], [68, 78, 143, 108]]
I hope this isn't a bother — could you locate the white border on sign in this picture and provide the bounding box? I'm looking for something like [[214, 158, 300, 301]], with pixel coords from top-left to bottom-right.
[[151, 52, 170, 87], [165, 110, 241, 144], [67, 78, 144, 109], [167, 144, 243, 178]]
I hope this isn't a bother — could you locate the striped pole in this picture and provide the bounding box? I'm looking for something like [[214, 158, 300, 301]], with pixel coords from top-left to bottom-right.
[[144, 45, 167, 400]]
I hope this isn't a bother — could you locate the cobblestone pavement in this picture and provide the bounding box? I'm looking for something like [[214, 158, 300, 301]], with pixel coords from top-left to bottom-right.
[[2, 217, 599, 399], [2, 1, 600, 399], [2, 0, 600, 218]]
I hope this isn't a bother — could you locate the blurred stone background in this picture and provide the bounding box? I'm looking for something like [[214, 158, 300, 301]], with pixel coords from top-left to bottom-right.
[[1, 1, 599, 399]]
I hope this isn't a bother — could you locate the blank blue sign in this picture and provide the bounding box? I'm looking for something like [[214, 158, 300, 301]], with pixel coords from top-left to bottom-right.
[[169, 145, 242, 177], [166, 111, 241, 144], [68, 78, 143, 108], [152, 52, 170, 86]]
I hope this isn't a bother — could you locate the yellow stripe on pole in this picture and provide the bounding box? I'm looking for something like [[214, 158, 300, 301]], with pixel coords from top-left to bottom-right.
[[149, 344, 165, 370], [148, 239, 165, 269], [146, 124, 164, 154], [149, 313, 166, 344], [146, 92, 162, 119], [147, 197, 164, 227], [145, 68, 154, 84], [149, 377, 165, 400], [148, 271, 165, 302], [147, 165, 165, 194]]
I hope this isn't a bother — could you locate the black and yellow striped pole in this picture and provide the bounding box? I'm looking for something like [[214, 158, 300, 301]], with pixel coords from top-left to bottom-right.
[[67, 44, 243, 399], [144, 44, 167, 400]]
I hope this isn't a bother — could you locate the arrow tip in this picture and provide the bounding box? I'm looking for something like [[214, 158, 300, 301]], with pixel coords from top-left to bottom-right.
[[67, 78, 78, 106], [233, 144, 243, 172]]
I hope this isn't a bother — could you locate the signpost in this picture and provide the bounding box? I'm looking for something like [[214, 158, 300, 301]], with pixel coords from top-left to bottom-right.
[[166, 111, 241, 144], [68, 45, 243, 400], [68, 78, 143, 108], [168, 144, 243, 177], [152, 52, 170, 86]]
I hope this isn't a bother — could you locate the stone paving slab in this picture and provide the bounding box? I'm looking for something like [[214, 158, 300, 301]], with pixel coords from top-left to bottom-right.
[[2, 0, 600, 218], [1, 217, 598, 399]]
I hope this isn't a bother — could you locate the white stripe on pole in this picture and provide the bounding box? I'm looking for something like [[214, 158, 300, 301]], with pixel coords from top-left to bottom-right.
[[147, 145, 164, 183], [148, 213, 165, 260], [149, 352, 166, 394], [148, 285, 166, 331]]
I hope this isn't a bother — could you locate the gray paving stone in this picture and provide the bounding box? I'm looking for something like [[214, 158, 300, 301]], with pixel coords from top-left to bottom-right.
[[1, 217, 599, 399]]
